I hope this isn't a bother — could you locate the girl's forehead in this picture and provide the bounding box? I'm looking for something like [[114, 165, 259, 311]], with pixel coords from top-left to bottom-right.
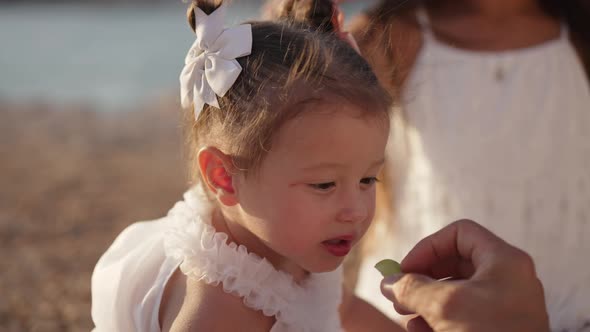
[[279, 104, 386, 142], [264, 104, 389, 166]]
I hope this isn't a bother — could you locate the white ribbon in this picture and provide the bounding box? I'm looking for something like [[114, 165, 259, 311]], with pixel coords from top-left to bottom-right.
[[179, 3, 252, 119]]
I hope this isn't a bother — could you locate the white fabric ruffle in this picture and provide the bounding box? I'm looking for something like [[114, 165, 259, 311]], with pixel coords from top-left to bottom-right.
[[163, 188, 343, 332]]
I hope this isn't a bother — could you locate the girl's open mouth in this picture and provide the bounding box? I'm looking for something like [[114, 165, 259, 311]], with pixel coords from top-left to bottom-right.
[[322, 236, 354, 257]]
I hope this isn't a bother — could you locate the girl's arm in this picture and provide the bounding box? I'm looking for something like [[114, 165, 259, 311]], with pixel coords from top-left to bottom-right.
[[160, 269, 274, 332], [340, 287, 406, 332]]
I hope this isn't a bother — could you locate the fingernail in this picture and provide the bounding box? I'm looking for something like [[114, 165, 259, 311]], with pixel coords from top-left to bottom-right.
[[381, 274, 403, 287]]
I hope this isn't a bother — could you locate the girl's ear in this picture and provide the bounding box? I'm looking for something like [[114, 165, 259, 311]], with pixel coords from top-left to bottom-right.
[[197, 147, 238, 207]]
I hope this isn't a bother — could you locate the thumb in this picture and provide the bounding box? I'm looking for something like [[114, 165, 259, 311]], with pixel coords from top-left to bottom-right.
[[381, 273, 444, 317]]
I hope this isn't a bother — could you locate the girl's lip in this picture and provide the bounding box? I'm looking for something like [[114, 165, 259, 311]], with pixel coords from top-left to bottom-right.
[[322, 234, 356, 257], [322, 240, 352, 257], [331, 234, 355, 241]]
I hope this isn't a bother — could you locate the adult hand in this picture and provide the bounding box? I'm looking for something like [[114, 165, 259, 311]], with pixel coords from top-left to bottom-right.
[[380, 219, 550, 332]]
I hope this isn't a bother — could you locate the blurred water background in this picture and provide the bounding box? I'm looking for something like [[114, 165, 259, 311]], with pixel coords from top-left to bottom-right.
[[0, 0, 375, 110], [0, 1, 376, 331]]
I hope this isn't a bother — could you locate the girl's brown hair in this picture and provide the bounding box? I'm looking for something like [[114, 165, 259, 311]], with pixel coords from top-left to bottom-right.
[[264, 0, 337, 32], [184, 0, 392, 182]]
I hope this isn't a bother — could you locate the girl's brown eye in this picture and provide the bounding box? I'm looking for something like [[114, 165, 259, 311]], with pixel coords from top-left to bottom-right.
[[310, 182, 336, 190], [360, 177, 379, 185]]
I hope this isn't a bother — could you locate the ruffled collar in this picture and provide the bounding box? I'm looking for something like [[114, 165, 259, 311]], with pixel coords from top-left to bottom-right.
[[163, 188, 343, 332]]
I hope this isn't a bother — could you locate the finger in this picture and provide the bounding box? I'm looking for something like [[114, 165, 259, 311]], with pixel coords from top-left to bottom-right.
[[392, 298, 415, 316], [406, 316, 434, 332], [381, 273, 441, 315], [401, 219, 508, 277], [428, 256, 476, 280]]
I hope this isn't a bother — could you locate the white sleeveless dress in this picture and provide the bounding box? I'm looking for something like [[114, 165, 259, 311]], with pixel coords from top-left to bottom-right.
[[91, 188, 344, 332], [356, 9, 590, 331]]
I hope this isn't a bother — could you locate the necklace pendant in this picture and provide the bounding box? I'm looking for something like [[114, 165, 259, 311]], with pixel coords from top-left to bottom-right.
[[495, 66, 504, 81]]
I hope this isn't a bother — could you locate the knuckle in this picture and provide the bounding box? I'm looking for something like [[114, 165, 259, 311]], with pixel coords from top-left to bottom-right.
[[528, 275, 547, 302], [510, 248, 537, 277], [452, 219, 486, 235], [454, 218, 477, 226], [452, 218, 478, 229]]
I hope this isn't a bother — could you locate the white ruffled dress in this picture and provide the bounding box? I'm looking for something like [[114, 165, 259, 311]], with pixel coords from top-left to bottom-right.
[[91, 188, 344, 332]]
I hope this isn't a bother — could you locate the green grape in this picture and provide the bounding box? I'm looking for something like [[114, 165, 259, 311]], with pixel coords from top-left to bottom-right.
[[374, 259, 402, 277]]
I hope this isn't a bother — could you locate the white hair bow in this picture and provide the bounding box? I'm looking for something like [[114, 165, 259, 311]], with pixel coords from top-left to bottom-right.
[[179, 3, 252, 119]]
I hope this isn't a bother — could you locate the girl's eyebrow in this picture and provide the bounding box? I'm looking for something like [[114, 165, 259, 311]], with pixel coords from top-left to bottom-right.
[[301, 158, 385, 172], [301, 162, 346, 172]]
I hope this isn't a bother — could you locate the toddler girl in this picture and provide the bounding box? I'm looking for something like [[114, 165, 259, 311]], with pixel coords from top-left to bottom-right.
[[91, 0, 402, 331]]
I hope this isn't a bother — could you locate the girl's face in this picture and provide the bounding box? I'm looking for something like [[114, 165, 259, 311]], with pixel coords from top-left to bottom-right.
[[231, 102, 389, 276]]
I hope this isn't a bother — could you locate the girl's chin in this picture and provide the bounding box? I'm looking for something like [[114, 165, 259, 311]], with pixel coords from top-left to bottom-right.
[[303, 258, 345, 274]]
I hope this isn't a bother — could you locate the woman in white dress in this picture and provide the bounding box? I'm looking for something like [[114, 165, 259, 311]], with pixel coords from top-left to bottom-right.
[[346, 0, 590, 330]]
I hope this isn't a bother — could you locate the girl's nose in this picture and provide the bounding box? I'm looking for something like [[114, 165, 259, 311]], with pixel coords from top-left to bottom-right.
[[335, 191, 369, 224]]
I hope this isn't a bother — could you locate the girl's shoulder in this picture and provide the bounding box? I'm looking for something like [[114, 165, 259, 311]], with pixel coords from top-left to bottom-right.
[[159, 269, 275, 332]]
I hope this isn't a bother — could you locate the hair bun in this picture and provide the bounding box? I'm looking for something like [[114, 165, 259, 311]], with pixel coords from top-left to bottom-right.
[[187, 0, 224, 32], [269, 0, 337, 33]]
